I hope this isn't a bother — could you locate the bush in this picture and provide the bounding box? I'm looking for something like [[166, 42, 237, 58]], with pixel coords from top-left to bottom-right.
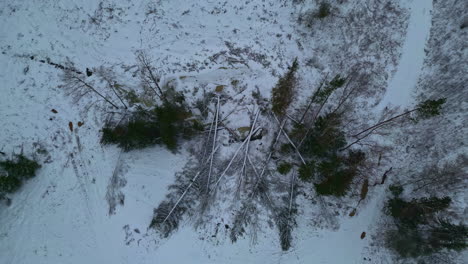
[[316, 2, 331, 19], [416, 98, 446, 119], [0, 174, 22, 193], [0, 155, 41, 194], [389, 184, 403, 197], [0, 155, 41, 180], [386, 196, 451, 228], [386, 228, 431, 258], [385, 217, 466, 258], [271, 58, 299, 116], [277, 162, 293, 175]]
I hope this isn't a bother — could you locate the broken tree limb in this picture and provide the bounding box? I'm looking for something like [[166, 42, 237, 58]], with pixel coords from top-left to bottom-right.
[[213, 127, 260, 191], [238, 110, 261, 193], [71, 75, 120, 109], [206, 95, 220, 194], [272, 113, 306, 165], [298, 73, 329, 124], [161, 145, 220, 225]]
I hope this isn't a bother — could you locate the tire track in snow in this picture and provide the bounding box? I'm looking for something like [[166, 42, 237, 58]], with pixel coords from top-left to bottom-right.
[[69, 128, 112, 263]]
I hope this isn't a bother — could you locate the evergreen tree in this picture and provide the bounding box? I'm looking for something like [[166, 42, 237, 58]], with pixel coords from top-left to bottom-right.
[[416, 98, 447, 119], [271, 58, 299, 116], [429, 221, 467, 251]]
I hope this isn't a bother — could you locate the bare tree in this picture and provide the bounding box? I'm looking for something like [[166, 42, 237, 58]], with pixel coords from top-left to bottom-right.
[[341, 98, 447, 151], [136, 51, 166, 102], [61, 69, 120, 109], [405, 155, 467, 194]]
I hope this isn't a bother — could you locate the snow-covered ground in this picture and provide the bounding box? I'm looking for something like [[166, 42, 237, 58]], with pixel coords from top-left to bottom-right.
[[0, 0, 451, 263]]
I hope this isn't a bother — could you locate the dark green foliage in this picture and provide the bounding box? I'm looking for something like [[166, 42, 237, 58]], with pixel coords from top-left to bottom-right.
[[190, 119, 205, 133], [0, 155, 41, 180], [389, 184, 403, 197], [300, 112, 346, 158], [386, 196, 451, 228], [385, 195, 458, 258], [0, 155, 41, 194], [290, 123, 306, 142], [344, 150, 366, 167], [429, 221, 467, 251], [102, 118, 160, 151], [153, 103, 188, 150], [314, 151, 365, 196], [313, 74, 346, 104], [418, 197, 452, 213], [317, 154, 342, 177], [316, 2, 331, 19], [386, 221, 467, 258], [271, 58, 299, 116], [277, 162, 293, 175], [329, 74, 346, 88], [298, 161, 316, 181], [103, 82, 201, 151], [387, 198, 418, 226], [0, 174, 22, 193], [315, 168, 355, 196], [298, 111, 363, 197], [279, 143, 293, 154], [416, 98, 446, 119], [386, 228, 431, 258], [102, 101, 198, 151]]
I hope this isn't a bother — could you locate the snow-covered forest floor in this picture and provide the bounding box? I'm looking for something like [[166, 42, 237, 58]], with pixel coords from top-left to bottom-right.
[[0, 0, 466, 263]]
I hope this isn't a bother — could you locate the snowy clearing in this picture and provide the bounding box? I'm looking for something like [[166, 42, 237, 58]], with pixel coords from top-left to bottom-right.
[[1, 0, 465, 263]]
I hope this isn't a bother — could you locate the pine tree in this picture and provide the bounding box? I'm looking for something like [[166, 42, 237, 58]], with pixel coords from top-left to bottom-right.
[[416, 98, 447, 119], [429, 221, 467, 251], [271, 58, 299, 116]]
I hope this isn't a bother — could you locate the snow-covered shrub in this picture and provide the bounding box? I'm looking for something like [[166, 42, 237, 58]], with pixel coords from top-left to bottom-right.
[[0, 174, 22, 193], [316, 2, 331, 19], [299, 1, 333, 27], [388, 184, 403, 197], [0, 155, 41, 194], [298, 161, 316, 181], [0, 155, 41, 181], [277, 162, 293, 175]]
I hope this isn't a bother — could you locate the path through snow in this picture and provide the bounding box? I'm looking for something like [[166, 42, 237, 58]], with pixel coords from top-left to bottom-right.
[[377, 0, 433, 111]]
